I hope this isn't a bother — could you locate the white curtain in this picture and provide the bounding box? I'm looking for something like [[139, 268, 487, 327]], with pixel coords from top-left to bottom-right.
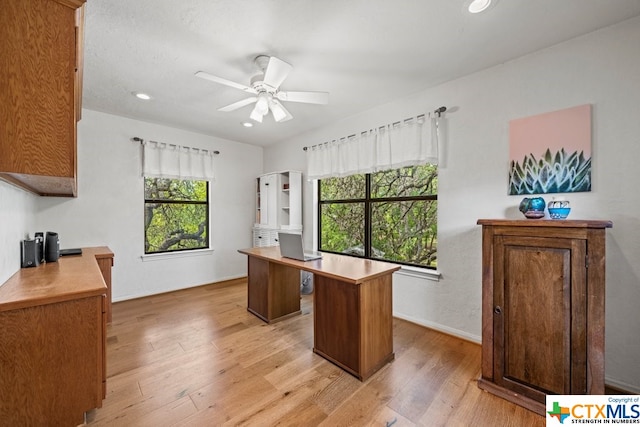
[[142, 140, 216, 181], [306, 114, 439, 180]]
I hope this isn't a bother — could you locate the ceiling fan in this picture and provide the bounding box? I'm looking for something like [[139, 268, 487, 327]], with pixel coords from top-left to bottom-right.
[[195, 55, 329, 123]]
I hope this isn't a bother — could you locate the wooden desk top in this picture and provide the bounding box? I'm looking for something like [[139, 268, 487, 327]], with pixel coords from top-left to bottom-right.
[[0, 246, 113, 312], [238, 246, 400, 285]]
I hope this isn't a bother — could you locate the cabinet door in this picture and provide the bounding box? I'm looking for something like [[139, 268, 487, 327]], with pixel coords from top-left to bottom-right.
[[258, 174, 278, 227], [0, 0, 83, 196], [493, 235, 587, 403], [258, 176, 269, 226]]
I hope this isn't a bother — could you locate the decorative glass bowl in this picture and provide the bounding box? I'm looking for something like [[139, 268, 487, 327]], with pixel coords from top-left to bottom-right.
[[519, 197, 546, 219], [548, 207, 571, 219]]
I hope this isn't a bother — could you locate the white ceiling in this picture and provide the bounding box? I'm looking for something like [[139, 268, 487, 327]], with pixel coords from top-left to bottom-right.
[[82, 0, 640, 147]]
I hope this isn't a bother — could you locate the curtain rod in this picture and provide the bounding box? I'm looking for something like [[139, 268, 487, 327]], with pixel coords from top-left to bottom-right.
[[302, 106, 446, 151], [132, 137, 220, 155]]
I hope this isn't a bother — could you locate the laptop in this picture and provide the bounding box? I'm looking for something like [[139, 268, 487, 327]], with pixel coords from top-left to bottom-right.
[[278, 232, 322, 261]]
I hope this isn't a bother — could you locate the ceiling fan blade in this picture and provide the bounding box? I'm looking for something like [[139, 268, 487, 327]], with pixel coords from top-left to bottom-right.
[[218, 97, 257, 112], [276, 91, 329, 105], [269, 99, 293, 122], [195, 71, 257, 93], [262, 57, 293, 89]]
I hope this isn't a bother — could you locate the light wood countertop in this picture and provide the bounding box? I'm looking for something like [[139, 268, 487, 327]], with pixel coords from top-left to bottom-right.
[[0, 246, 113, 312], [238, 246, 400, 285]]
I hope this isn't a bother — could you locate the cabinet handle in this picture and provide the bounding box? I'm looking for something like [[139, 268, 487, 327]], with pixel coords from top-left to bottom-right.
[[494, 306, 502, 315]]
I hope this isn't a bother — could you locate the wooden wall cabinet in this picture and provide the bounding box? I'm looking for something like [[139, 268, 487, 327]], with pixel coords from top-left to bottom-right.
[[0, 247, 112, 426], [477, 219, 612, 415], [0, 0, 86, 196]]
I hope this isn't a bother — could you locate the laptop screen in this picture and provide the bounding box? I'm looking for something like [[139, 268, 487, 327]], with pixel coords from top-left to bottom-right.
[[278, 232, 321, 261]]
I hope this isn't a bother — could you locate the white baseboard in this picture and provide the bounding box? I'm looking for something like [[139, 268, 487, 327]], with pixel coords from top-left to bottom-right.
[[112, 274, 247, 303], [394, 314, 640, 394], [393, 312, 481, 344], [604, 377, 640, 394]]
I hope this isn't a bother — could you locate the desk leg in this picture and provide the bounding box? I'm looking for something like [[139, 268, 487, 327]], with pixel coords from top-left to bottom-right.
[[313, 273, 394, 381], [247, 256, 301, 323]]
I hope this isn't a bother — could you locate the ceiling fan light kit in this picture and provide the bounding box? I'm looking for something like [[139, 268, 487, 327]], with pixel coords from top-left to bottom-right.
[[468, 0, 493, 14], [195, 55, 329, 124]]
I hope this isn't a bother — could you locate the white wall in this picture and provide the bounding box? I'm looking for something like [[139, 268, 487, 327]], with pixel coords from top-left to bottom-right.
[[0, 181, 37, 285], [35, 110, 262, 301], [264, 17, 640, 392]]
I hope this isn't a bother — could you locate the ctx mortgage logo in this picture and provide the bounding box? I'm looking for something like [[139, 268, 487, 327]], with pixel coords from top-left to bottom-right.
[[546, 395, 640, 425]]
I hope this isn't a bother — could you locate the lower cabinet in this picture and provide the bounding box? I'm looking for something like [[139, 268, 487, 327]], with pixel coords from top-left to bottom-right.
[[252, 226, 302, 247], [477, 219, 612, 415], [0, 296, 104, 426], [0, 246, 112, 426], [252, 227, 279, 247]]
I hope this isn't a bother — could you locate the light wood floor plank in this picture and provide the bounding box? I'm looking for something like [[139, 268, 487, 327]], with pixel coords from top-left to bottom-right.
[[86, 279, 545, 426]]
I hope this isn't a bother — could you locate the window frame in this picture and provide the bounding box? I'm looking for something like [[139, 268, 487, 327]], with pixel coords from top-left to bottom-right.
[[143, 177, 210, 255], [317, 166, 437, 269]]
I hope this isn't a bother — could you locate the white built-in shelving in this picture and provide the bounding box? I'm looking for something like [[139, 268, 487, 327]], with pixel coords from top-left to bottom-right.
[[253, 171, 302, 247]]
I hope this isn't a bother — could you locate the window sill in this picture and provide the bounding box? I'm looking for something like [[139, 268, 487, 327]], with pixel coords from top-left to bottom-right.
[[395, 265, 441, 281], [141, 248, 214, 262]]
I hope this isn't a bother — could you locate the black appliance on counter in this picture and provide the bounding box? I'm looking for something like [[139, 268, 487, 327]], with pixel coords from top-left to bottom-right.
[[20, 239, 39, 268], [44, 232, 60, 262], [21, 231, 60, 268]]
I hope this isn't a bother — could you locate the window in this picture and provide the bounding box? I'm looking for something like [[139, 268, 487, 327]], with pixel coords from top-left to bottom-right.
[[144, 178, 209, 254], [318, 164, 437, 269]]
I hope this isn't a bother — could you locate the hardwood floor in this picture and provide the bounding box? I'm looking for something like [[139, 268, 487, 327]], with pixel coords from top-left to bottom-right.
[[86, 278, 545, 426]]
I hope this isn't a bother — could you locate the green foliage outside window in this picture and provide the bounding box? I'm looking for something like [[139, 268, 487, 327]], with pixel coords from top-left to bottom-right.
[[319, 164, 437, 268], [144, 178, 209, 254]]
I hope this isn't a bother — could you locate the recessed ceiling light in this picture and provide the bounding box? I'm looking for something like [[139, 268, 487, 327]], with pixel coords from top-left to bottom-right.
[[468, 0, 492, 13], [132, 92, 152, 100], [241, 121, 254, 128]]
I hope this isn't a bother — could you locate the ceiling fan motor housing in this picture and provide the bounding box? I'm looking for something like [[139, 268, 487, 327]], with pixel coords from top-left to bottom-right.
[[250, 73, 275, 93]]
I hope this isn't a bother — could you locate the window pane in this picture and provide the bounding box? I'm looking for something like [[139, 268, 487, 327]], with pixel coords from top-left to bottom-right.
[[371, 199, 437, 267], [371, 164, 437, 198], [145, 202, 208, 253], [320, 203, 365, 255], [144, 178, 207, 202], [320, 174, 366, 200]]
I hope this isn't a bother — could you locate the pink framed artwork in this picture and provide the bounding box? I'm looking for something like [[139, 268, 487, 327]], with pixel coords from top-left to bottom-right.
[[508, 104, 591, 195]]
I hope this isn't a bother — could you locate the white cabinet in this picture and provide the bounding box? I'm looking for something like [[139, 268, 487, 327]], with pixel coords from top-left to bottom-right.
[[253, 171, 302, 246], [256, 173, 278, 227], [252, 228, 279, 247]]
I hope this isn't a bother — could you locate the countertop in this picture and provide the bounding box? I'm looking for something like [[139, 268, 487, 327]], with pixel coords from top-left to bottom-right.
[[0, 246, 113, 312]]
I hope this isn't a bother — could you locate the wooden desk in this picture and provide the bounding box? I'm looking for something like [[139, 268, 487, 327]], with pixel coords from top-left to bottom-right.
[[0, 246, 113, 426], [238, 246, 400, 381]]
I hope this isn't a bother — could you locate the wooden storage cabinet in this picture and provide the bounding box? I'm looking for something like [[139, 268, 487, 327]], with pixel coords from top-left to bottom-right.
[[0, 247, 112, 426], [0, 0, 85, 196], [477, 219, 612, 415]]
